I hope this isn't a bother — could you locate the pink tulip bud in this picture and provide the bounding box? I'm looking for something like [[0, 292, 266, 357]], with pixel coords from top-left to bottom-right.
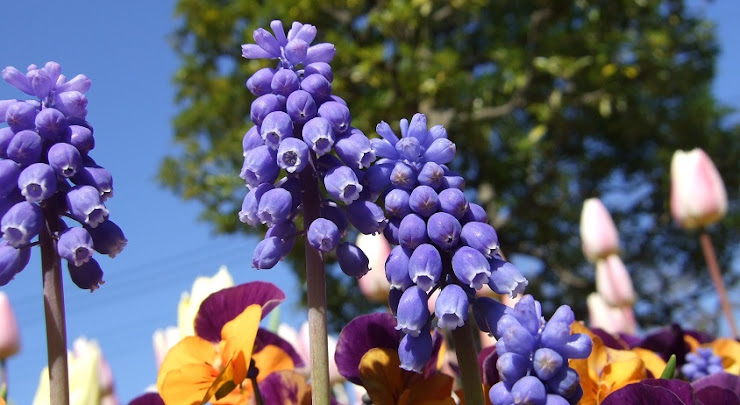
[[580, 198, 620, 262], [0, 292, 20, 359], [670, 148, 727, 229], [587, 292, 636, 334], [595, 254, 635, 307], [355, 233, 391, 303]]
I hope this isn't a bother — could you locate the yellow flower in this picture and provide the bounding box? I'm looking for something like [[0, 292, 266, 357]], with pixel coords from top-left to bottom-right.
[[32, 338, 104, 405], [178, 266, 234, 337], [358, 347, 455, 405], [570, 323, 665, 404]]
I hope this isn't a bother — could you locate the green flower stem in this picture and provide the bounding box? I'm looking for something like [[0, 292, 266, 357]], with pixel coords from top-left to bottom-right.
[[299, 162, 331, 405], [699, 231, 739, 339], [1, 358, 7, 402], [40, 203, 70, 405], [451, 321, 485, 405]]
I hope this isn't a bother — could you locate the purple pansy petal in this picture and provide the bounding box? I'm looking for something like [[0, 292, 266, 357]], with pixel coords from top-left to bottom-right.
[[194, 281, 286, 342], [479, 345, 500, 387], [257, 371, 314, 404], [602, 379, 695, 405], [692, 372, 740, 404], [637, 324, 691, 363], [128, 392, 165, 405], [335, 312, 401, 385]]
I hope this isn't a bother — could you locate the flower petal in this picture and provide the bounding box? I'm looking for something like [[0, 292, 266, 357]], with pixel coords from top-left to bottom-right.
[[403, 372, 456, 405], [159, 363, 219, 405], [220, 304, 262, 384], [156, 336, 218, 391], [253, 344, 295, 382], [359, 347, 405, 404], [257, 370, 312, 405], [128, 393, 165, 405], [195, 282, 284, 342], [335, 313, 401, 384], [255, 328, 305, 368], [602, 379, 694, 405]]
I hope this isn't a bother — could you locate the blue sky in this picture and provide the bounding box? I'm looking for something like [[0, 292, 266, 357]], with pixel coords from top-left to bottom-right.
[[0, 1, 738, 403]]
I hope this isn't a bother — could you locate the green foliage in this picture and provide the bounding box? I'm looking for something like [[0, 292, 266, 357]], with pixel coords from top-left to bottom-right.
[[161, 0, 740, 332]]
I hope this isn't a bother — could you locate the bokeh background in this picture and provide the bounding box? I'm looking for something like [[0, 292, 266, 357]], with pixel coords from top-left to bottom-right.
[[0, 0, 738, 403]]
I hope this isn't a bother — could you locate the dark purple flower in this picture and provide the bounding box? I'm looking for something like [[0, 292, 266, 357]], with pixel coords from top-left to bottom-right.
[[601, 378, 696, 405], [67, 258, 103, 291], [417, 161, 445, 190], [72, 164, 113, 200], [336, 242, 370, 278], [335, 313, 401, 384], [85, 220, 127, 258], [300, 73, 332, 103]]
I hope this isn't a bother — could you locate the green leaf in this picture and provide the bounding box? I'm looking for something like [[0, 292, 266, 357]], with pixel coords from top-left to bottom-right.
[[660, 354, 677, 379]]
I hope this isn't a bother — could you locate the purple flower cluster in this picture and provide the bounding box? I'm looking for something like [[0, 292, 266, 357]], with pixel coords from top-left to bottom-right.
[[681, 347, 724, 382], [369, 114, 529, 371], [239, 21, 384, 275], [489, 295, 592, 405], [0, 62, 126, 290]]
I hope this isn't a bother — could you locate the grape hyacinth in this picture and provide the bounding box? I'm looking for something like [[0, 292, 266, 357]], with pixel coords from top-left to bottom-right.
[[0, 62, 126, 290], [239, 21, 384, 274], [681, 347, 724, 382], [369, 113, 529, 373], [489, 295, 592, 405]]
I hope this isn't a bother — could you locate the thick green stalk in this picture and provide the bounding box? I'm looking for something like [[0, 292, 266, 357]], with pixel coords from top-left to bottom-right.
[[451, 322, 485, 405], [40, 204, 70, 405], [699, 232, 738, 338], [299, 163, 331, 404]]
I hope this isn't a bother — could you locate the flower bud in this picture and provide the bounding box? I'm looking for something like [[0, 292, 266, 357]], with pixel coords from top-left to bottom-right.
[[426, 212, 461, 250], [423, 138, 455, 165], [452, 246, 491, 290], [398, 331, 432, 373], [307, 218, 340, 252], [252, 236, 293, 269], [7, 129, 42, 165], [0, 292, 20, 358], [5, 101, 37, 132], [586, 293, 636, 335], [35, 107, 67, 141], [250, 93, 282, 126], [385, 245, 413, 290], [54, 90, 88, 119], [66, 185, 109, 228], [461, 222, 499, 258], [1, 201, 42, 247], [336, 242, 370, 278], [305, 62, 333, 82], [57, 227, 94, 267], [302, 117, 335, 156], [390, 162, 416, 190], [64, 124, 95, 154], [318, 101, 351, 135], [334, 131, 375, 169], [398, 213, 428, 249], [18, 163, 57, 202], [395, 286, 429, 337], [488, 257, 528, 298], [345, 200, 386, 235], [355, 233, 391, 303], [438, 188, 468, 219], [595, 254, 635, 307], [239, 183, 273, 226], [511, 376, 547, 405], [240, 145, 279, 187], [268, 69, 298, 96], [670, 148, 727, 229], [285, 90, 317, 125], [417, 161, 444, 190], [409, 185, 439, 217], [0, 242, 31, 285], [48, 142, 83, 178], [324, 166, 362, 204], [0, 160, 21, 198], [579, 198, 619, 262], [246, 67, 275, 96], [85, 220, 127, 258], [320, 203, 348, 237], [257, 188, 293, 226], [434, 284, 469, 330], [68, 257, 104, 291]]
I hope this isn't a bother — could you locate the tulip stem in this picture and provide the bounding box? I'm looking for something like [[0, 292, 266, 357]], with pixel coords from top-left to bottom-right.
[[451, 322, 485, 405], [699, 232, 739, 339], [1, 358, 7, 401], [40, 203, 70, 405], [299, 162, 331, 405]]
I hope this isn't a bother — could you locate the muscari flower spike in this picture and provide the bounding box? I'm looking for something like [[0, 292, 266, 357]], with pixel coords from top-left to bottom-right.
[[489, 295, 592, 405], [0, 62, 126, 289], [239, 21, 386, 275], [368, 113, 531, 372]]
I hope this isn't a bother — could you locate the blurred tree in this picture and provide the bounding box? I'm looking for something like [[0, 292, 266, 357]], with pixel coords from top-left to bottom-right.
[[159, 0, 740, 333]]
